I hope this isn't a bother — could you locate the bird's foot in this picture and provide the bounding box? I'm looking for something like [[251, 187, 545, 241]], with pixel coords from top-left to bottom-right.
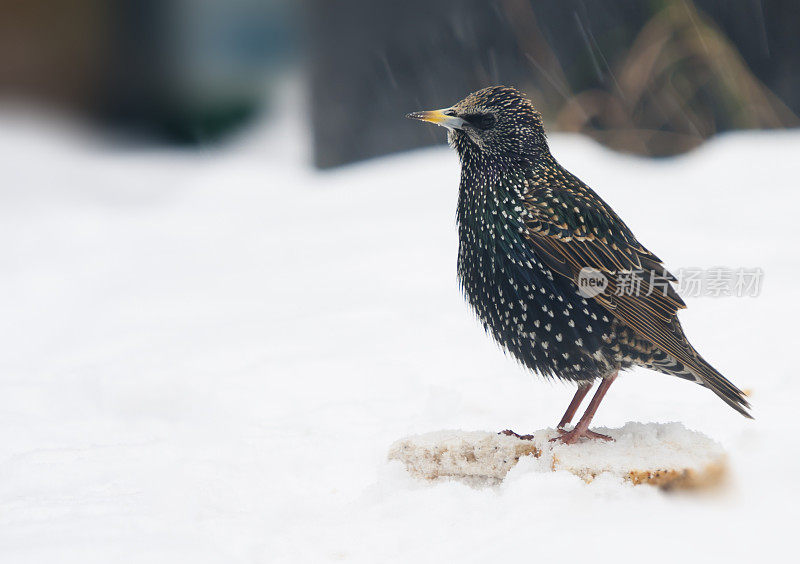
[[500, 429, 535, 441], [551, 426, 613, 444]]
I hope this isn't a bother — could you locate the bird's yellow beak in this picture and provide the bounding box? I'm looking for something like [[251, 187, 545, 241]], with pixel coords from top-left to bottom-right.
[[405, 108, 466, 130]]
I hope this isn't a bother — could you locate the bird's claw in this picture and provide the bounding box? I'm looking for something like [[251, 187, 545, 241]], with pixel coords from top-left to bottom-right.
[[500, 429, 535, 441], [550, 426, 613, 444]]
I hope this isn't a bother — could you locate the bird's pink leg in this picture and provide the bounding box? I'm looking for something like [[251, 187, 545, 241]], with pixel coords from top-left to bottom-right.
[[500, 384, 591, 440], [556, 383, 592, 429], [552, 371, 618, 444]]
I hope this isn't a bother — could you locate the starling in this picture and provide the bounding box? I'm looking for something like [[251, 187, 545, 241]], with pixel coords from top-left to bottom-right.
[[407, 86, 751, 443]]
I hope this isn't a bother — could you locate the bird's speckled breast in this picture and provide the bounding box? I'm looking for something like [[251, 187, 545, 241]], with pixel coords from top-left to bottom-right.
[[455, 164, 615, 381]]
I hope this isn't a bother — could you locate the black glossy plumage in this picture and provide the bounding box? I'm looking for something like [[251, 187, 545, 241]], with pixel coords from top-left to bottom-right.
[[455, 142, 616, 382], [414, 86, 751, 418]]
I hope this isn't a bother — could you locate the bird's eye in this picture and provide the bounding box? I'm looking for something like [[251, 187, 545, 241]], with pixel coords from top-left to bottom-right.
[[462, 113, 496, 130]]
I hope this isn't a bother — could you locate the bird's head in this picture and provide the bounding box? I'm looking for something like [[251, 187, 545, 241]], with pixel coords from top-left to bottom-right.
[[406, 86, 548, 167]]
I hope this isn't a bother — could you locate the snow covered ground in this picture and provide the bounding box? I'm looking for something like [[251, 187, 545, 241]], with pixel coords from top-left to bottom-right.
[[1, 84, 799, 563]]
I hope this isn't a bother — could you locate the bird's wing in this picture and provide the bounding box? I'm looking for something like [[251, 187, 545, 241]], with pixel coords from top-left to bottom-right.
[[522, 182, 685, 322], [522, 180, 751, 417]]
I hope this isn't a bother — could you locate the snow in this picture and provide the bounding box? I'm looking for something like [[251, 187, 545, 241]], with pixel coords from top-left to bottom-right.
[[390, 423, 726, 488], [1, 83, 799, 562]]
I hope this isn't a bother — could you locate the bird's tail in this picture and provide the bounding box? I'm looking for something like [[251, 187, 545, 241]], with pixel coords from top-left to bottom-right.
[[687, 351, 752, 418], [646, 349, 752, 418]]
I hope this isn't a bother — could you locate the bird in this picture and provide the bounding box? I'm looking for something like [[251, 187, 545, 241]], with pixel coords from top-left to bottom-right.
[[406, 86, 751, 444]]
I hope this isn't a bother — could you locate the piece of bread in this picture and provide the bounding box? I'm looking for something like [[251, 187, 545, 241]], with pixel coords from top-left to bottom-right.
[[389, 422, 726, 490]]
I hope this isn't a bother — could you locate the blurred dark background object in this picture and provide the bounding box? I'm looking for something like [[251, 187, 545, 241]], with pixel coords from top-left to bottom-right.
[[0, 0, 295, 143], [1, 0, 798, 163], [308, 0, 800, 167]]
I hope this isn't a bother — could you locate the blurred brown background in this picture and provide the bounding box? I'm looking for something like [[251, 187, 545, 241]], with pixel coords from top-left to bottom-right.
[[1, 0, 798, 167]]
